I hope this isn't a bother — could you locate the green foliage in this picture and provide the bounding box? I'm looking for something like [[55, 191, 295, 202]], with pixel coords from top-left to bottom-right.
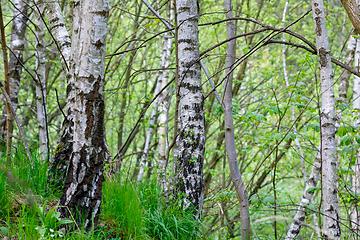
[[140, 180, 203, 240], [34, 202, 73, 238], [0, 171, 10, 217], [102, 178, 204, 239], [102, 179, 144, 238]]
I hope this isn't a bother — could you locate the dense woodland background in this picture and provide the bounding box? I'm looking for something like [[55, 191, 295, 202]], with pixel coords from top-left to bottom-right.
[[1, 0, 360, 239]]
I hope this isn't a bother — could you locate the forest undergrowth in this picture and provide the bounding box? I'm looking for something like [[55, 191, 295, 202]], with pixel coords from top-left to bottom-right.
[[0, 146, 203, 240]]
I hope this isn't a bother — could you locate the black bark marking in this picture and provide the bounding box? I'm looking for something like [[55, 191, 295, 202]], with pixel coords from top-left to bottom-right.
[[178, 7, 191, 12], [49, 17, 60, 25], [178, 39, 196, 44], [314, 17, 322, 36], [179, 82, 201, 93], [94, 39, 104, 50], [318, 47, 328, 67], [315, 8, 321, 15], [92, 10, 109, 17]]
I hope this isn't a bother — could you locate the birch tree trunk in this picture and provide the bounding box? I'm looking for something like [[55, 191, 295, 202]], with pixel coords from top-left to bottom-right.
[[35, 0, 49, 161], [137, 34, 172, 181], [173, 0, 205, 216], [138, 1, 174, 182], [0, 0, 28, 154], [339, 35, 356, 104], [59, 0, 109, 229], [45, 0, 73, 186], [352, 37, 360, 232], [157, 12, 173, 189], [286, 30, 357, 240], [312, 0, 340, 238], [285, 153, 321, 239], [223, 0, 250, 238]]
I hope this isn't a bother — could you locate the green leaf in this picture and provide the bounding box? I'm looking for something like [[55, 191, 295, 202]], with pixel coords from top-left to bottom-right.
[[340, 136, 352, 146], [273, 133, 282, 141], [356, 136, 360, 144], [0, 226, 8, 236], [337, 126, 347, 137], [306, 187, 320, 194], [263, 196, 275, 205]]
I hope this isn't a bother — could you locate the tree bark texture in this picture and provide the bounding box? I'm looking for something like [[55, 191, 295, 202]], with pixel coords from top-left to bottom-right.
[[223, 0, 250, 239], [285, 152, 321, 239], [0, 0, 28, 151], [59, 0, 109, 229], [339, 34, 356, 104], [46, 0, 73, 186], [157, 1, 174, 190], [312, 0, 341, 238], [35, 0, 49, 161], [173, 0, 205, 216], [0, 1, 12, 158], [352, 37, 360, 232], [138, 2, 173, 181], [341, 0, 360, 34]]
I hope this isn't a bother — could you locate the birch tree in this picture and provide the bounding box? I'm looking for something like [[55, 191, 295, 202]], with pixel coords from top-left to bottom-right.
[[312, 0, 340, 238], [157, 5, 174, 190], [59, 0, 109, 229], [352, 37, 360, 232], [45, 0, 72, 185], [137, 1, 174, 182], [35, 0, 49, 161], [0, 0, 27, 156], [173, 0, 205, 216]]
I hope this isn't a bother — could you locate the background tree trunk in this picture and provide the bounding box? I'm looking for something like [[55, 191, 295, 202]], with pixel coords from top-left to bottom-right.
[[223, 0, 250, 239], [0, 0, 28, 153], [173, 0, 205, 217], [35, 0, 49, 161], [311, 0, 341, 238]]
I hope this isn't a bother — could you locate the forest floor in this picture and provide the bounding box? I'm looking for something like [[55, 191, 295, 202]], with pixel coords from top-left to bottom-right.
[[0, 147, 204, 240]]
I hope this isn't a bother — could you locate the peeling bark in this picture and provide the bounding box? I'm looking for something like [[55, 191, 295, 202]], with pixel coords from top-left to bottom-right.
[[59, 0, 109, 229], [173, 0, 205, 217]]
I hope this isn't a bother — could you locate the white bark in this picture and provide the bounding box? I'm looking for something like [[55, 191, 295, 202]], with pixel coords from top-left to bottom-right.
[[285, 152, 321, 239], [59, 0, 109, 229], [352, 37, 360, 232], [0, 0, 27, 146], [223, 0, 250, 239], [286, 30, 357, 240], [35, 1, 49, 161], [312, 0, 340, 238], [45, 0, 74, 185], [157, 2, 174, 191], [137, 2, 173, 181], [44, 0, 71, 71], [283, 2, 319, 237], [339, 35, 357, 105], [173, 0, 205, 216]]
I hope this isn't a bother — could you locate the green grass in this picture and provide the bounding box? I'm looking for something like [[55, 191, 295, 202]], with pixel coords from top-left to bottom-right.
[[0, 147, 205, 239]]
